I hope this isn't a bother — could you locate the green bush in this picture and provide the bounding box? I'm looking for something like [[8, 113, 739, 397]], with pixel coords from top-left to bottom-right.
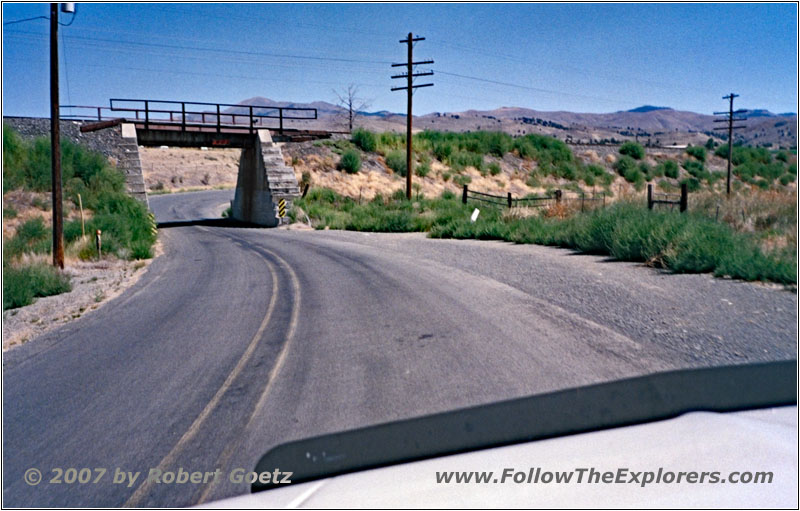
[[682, 159, 710, 181], [351, 129, 377, 152], [3, 262, 71, 310], [385, 150, 407, 176], [488, 162, 502, 176], [415, 162, 431, 177], [3, 217, 51, 259], [619, 141, 645, 160], [3, 126, 156, 261], [338, 149, 361, 174], [681, 177, 701, 192], [660, 160, 679, 179], [454, 175, 472, 186], [296, 187, 796, 286], [686, 145, 706, 162], [613, 156, 636, 177]]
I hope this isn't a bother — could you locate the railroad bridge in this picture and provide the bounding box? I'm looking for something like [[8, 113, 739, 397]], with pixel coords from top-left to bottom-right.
[[62, 99, 333, 227]]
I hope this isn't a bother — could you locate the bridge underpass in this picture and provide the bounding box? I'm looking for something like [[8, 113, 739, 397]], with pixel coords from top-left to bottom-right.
[[61, 99, 334, 226]]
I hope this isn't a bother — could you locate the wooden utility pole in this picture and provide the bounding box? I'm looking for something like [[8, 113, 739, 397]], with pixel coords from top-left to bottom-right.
[[713, 93, 746, 197], [391, 33, 433, 199], [50, 3, 64, 268]]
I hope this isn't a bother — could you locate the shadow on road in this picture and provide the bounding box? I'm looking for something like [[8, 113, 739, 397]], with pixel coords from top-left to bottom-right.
[[156, 218, 265, 229]]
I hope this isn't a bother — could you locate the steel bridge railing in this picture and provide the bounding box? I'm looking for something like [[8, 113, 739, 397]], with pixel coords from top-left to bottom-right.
[[60, 99, 319, 134]]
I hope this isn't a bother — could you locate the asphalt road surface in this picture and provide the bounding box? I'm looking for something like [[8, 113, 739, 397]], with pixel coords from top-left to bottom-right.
[[3, 190, 796, 507]]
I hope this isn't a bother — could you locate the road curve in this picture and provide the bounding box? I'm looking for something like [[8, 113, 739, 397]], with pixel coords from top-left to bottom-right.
[[3, 190, 795, 507]]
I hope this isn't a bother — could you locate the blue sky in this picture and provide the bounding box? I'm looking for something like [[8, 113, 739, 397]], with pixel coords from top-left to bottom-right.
[[2, 2, 797, 117]]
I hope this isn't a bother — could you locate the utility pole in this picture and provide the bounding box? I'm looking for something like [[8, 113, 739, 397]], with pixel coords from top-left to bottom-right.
[[50, 3, 64, 268], [713, 93, 747, 197], [391, 32, 433, 199]]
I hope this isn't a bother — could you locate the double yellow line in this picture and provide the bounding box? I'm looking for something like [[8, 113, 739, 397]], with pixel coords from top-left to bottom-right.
[[124, 237, 301, 507]]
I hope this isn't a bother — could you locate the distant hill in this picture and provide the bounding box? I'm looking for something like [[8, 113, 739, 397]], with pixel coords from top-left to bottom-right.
[[229, 96, 796, 148], [626, 105, 673, 113]]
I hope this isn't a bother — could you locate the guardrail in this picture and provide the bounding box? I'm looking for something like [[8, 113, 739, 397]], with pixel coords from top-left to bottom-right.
[[461, 185, 606, 211], [60, 99, 318, 134]]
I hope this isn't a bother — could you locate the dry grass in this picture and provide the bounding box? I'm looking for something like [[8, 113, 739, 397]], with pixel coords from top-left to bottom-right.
[[690, 188, 797, 251]]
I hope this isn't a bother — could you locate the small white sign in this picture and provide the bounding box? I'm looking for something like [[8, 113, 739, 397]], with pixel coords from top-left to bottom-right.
[[470, 208, 480, 222]]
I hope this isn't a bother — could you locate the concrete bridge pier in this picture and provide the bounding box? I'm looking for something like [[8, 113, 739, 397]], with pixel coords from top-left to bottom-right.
[[231, 130, 299, 227]]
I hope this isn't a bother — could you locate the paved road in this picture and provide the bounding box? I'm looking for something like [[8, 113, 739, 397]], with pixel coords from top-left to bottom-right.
[[3, 190, 796, 507]]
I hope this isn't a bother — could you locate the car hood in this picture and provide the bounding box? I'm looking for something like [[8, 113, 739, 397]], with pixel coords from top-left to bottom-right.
[[199, 406, 797, 508]]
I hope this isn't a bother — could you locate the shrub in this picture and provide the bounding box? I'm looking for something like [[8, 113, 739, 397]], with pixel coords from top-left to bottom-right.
[[488, 162, 502, 176], [415, 162, 430, 177], [3, 217, 51, 259], [660, 160, 679, 179], [385, 150, 407, 176], [619, 141, 645, 160], [705, 138, 716, 150], [681, 177, 701, 192], [433, 142, 455, 162], [613, 155, 637, 177], [779, 174, 796, 186], [3, 126, 156, 261], [686, 145, 706, 162], [3, 262, 71, 310], [351, 129, 377, 152], [449, 151, 484, 172], [454, 175, 472, 186], [338, 149, 361, 174]]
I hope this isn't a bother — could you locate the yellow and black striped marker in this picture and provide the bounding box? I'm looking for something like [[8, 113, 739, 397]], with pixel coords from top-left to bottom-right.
[[278, 199, 286, 218], [148, 212, 158, 236]]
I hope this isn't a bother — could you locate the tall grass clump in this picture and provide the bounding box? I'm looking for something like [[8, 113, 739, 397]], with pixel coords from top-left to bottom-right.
[[3, 262, 71, 310], [351, 128, 377, 152], [338, 149, 361, 174], [385, 150, 407, 176]]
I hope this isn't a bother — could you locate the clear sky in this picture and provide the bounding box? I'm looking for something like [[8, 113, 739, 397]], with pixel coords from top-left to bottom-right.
[[2, 2, 797, 118]]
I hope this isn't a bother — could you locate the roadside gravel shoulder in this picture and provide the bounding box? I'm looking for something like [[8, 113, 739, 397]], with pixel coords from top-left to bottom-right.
[[2, 241, 163, 351]]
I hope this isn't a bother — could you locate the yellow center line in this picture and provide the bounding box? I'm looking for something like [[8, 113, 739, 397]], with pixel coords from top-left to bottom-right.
[[123, 239, 280, 507], [194, 246, 302, 505]]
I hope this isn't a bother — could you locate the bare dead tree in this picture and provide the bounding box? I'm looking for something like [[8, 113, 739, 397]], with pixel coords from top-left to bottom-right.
[[333, 84, 371, 133]]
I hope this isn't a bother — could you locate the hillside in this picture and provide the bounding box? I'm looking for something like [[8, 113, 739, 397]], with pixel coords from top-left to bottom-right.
[[226, 97, 796, 149]]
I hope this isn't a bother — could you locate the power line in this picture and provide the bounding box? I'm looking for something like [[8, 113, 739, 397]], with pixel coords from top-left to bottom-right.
[[4, 31, 392, 74], [434, 70, 627, 105], [3, 15, 49, 26]]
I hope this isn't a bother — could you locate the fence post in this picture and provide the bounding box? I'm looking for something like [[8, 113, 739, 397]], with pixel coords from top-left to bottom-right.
[[647, 184, 653, 210], [555, 189, 562, 204], [249, 106, 254, 134], [216, 104, 221, 133], [95, 230, 102, 259], [507, 192, 513, 208], [279, 109, 284, 133], [181, 103, 186, 131], [462, 185, 468, 204], [581, 192, 585, 212], [680, 183, 688, 213], [144, 100, 149, 129]]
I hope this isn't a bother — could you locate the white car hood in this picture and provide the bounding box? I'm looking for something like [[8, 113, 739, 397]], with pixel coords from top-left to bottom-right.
[[201, 406, 797, 508]]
